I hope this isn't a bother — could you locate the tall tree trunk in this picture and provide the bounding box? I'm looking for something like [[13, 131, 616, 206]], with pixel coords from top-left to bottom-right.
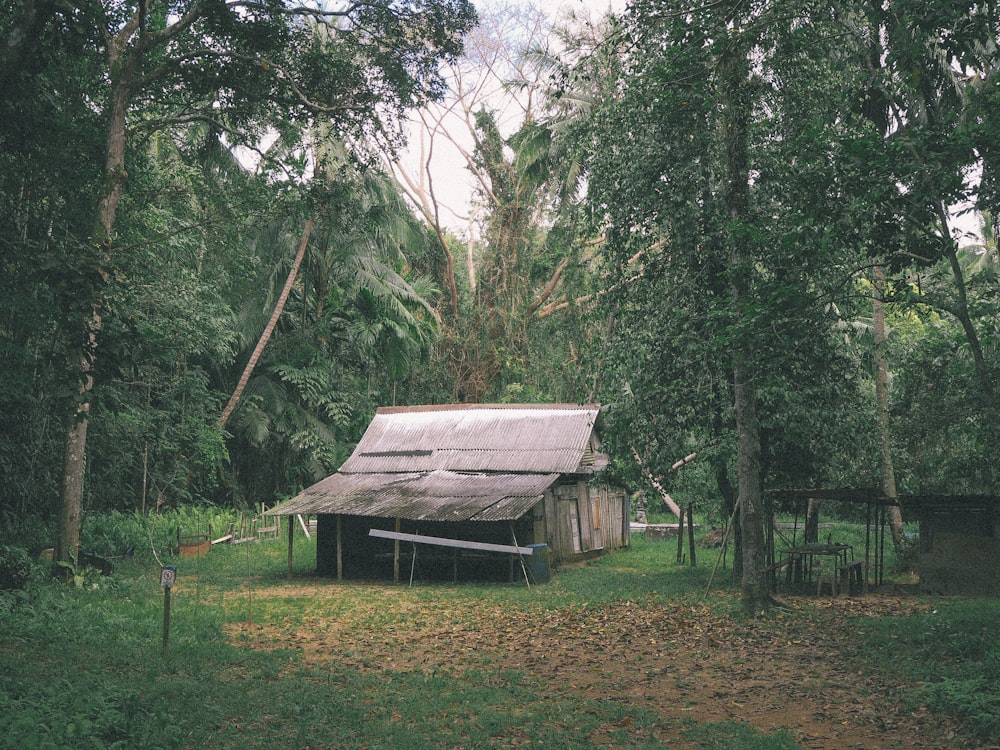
[[55, 27, 136, 565], [55, 383, 89, 565], [719, 37, 770, 612], [873, 263, 905, 547], [805, 498, 820, 544], [218, 219, 314, 430], [734, 364, 769, 612]]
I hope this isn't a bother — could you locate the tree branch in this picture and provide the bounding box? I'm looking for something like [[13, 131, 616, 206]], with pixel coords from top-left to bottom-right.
[[525, 257, 569, 319]]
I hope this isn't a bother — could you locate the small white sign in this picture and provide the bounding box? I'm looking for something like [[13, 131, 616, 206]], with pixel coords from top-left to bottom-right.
[[160, 566, 176, 589]]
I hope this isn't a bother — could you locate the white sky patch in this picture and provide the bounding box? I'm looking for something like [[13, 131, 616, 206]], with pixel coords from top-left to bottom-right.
[[394, 0, 624, 234]]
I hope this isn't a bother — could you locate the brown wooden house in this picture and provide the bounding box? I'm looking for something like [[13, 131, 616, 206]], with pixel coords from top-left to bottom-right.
[[268, 404, 630, 582]]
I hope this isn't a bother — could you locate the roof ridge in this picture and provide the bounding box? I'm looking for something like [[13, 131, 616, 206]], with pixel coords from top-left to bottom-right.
[[376, 403, 600, 414]]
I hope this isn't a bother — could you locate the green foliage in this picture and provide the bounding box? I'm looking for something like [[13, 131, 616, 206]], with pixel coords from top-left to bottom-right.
[[0, 516, 53, 555], [79, 507, 243, 563], [861, 599, 1000, 743], [0, 546, 31, 590], [0, 0, 482, 518]]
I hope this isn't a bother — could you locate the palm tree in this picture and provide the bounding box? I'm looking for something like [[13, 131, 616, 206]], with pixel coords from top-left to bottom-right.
[[218, 126, 440, 501]]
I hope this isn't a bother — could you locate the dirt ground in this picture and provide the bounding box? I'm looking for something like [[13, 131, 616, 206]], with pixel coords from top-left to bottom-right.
[[230, 585, 973, 750]]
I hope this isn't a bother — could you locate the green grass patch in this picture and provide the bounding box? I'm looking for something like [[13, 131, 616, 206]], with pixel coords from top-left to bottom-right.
[[1, 509, 994, 749]]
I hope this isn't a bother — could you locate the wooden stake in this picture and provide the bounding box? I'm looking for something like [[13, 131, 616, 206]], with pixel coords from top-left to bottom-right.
[[510, 524, 531, 588], [687, 502, 696, 567], [705, 496, 741, 597], [676, 510, 684, 563], [287, 514, 294, 579], [393, 517, 401, 583], [161, 585, 171, 656], [336, 514, 343, 581]]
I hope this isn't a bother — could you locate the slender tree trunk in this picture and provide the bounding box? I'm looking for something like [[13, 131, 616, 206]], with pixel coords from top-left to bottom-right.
[[715, 461, 741, 580], [873, 264, 905, 546], [0, 0, 58, 92], [55, 391, 88, 564], [218, 219, 314, 430], [938, 206, 997, 409], [719, 37, 771, 612]]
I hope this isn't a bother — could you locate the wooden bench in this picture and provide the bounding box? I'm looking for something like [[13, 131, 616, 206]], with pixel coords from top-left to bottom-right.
[[816, 571, 838, 596], [838, 559, 866, 595]]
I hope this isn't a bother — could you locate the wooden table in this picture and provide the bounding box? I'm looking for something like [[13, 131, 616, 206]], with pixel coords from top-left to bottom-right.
[[778, 543, 853, 593]]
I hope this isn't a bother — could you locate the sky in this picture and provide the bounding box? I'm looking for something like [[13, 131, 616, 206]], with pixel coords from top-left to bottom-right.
[[398, 0, 983, 247], [395, 0, 625, 234]]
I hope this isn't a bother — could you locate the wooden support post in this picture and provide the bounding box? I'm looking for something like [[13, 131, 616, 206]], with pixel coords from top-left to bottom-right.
[[687, 502, 696, 567], [676, 510, 684, 563], [287, 514, 294, 579], [161, 585, 171, 656], [409, 541, 418, 586], [393, 517, 401, 583], [336, 514, 343, 581]]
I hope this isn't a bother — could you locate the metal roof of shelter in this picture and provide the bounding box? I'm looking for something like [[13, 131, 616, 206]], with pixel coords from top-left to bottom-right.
[[339, 403, 602, 474], [270, 469, 559, 522], [269, 404, 606, 521]]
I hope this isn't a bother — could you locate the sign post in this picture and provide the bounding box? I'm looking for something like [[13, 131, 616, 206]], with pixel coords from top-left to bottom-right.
[[160, 566, 176, 656]]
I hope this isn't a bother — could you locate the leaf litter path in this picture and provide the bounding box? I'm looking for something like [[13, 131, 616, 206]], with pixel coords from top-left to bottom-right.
[[229, 585, 968, 749]]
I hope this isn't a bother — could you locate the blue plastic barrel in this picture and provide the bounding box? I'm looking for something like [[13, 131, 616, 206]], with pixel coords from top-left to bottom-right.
[[525, 543, 550, 583]]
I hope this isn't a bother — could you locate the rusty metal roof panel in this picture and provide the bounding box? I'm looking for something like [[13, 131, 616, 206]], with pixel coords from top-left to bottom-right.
[[339, 404, 601, 474], [270, 470, 559, 522], [468, 494, 545, 522]]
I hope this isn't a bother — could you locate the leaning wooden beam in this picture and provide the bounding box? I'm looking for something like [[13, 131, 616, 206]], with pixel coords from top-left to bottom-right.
[[631, 445, 682, 519], [369, 529, 535, 556], [671, 452, 698, 470]]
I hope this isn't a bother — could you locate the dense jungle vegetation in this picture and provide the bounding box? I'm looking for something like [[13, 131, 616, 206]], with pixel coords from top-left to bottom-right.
[[1, 1, 999, 605]]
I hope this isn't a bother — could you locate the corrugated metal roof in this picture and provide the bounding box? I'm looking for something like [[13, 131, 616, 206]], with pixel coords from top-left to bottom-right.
[[270, 470, 558, 522], [339, 404, 601, 474]]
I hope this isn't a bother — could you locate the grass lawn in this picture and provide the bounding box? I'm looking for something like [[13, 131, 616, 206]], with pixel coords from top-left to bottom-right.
[[1, 523, 997, 749]]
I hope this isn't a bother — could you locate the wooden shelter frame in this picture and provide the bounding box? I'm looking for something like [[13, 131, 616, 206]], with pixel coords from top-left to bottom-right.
[[281, 512, 540, 585], [765, 488, 895, 592]]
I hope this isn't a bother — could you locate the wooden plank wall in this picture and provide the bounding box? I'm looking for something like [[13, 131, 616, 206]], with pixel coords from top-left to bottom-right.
[[546, 482, 629, 561]]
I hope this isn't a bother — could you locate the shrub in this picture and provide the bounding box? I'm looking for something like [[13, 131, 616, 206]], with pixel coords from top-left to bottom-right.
[[0, 545, 32, 590], [0, 515, 52, 553], [893, 533, 920, 573]]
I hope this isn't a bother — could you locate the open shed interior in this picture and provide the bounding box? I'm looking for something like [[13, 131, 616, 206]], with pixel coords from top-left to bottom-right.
[[316, 514, 540, 583]]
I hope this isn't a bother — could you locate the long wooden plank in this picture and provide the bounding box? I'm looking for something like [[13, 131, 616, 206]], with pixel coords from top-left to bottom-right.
[[368, 528, 534, 555]]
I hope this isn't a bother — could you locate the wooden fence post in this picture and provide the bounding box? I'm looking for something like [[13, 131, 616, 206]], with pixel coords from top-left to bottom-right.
[[287, 515, 294, 579], [687, 502, 696, 567], [676, 510, 684, 563]]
